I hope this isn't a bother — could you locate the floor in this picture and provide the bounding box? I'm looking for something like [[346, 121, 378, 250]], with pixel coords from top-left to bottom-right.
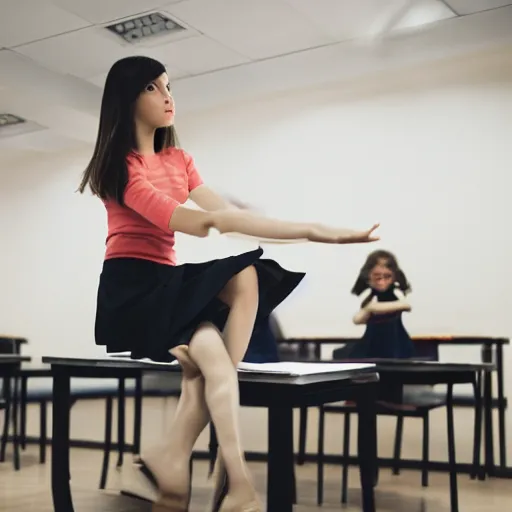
[[0, 446, 510, 511]]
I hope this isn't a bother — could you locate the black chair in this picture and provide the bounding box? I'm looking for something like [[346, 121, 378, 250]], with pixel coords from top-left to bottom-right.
[[317, 391, 448, 505], [315, 341, 484, 506], [0, 337, 23, 470]]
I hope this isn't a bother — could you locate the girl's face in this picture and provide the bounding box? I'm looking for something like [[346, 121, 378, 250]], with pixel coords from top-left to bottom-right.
[[368, 262, 394, 292], [134, 72, 175, 130]]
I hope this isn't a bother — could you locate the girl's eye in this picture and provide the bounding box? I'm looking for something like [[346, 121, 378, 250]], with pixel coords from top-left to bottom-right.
[[145, 83, 155, 92]]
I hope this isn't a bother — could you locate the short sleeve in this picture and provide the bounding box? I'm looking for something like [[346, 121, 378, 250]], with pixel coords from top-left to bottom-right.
[[124, 163, 180, 231], [181, 150, 204, 192]]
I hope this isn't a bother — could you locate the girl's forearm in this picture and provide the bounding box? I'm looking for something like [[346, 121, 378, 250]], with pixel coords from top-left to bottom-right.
[[369, 301, 411, 315], [210, 209, 370, 243], [353, 308, 371, 325], [211, 209, 312, 240]]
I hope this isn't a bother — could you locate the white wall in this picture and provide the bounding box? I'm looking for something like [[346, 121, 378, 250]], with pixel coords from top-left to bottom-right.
[[1, 47, 511, 464]]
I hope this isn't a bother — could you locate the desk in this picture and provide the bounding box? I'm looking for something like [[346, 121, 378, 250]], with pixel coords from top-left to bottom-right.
[[0, 336, 28, 355], [318, 359, 494, 512], [281, 336, 509, 472], [0, 355, 31, 469], [42, 357, 380, 512]]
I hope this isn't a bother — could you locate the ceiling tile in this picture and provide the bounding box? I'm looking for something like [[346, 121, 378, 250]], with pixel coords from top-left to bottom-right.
[[0, 128, 86, 152], [0, 0, 91, 47], [50, 0, 182, 24], [165, 0, 335, 59], [393, 0, 456, 31], [83, 73, 110, 89], [14, 26, 144, 79], [149, 35, 250, 75], [445, 0, 512, 15], [282, 0, 403, 41]]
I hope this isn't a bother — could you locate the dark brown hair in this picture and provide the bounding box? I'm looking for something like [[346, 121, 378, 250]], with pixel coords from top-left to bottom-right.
[[351, 249, 411, 296], [78, 56, 179, 205]]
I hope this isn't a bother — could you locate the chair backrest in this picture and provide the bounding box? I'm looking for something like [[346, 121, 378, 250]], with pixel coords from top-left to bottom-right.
[[277, 340, 317, 361], [0, 338, 17, 399], [413, 339, 440, 361], [0, 338, 17, 355]]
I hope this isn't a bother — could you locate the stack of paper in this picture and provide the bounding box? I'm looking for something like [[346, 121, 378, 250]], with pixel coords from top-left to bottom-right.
[[108, 353, 179, 366], [107, 355, 375, 377], [236, 362, 375, 376]]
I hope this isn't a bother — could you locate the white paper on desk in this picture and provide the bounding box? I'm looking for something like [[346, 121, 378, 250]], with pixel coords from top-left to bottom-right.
[[236, 362, 375, 376], [106, 356, 374, 376], [108, 353, 179, 366]]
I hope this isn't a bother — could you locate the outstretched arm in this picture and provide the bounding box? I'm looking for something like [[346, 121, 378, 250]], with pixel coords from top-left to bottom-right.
[[188, 185, 238, 211], [123, 168, 379, 244], [189, 185, 259, 213], [184, 185, 380, 243], [169, 206, 380, 244]]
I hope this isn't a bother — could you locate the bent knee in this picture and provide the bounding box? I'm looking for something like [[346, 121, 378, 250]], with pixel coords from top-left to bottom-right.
[[188, 323, 234, 377], [189, 323, 225, 358]]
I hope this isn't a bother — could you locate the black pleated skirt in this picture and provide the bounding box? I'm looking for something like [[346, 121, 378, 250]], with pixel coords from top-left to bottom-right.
[[94, 248, 305, 362]]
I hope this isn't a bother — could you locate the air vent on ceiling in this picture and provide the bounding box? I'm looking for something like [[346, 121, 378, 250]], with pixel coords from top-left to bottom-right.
[[0, 114, 25, 127], [106, 12, 186, 44], [0, 114, 46, 140]]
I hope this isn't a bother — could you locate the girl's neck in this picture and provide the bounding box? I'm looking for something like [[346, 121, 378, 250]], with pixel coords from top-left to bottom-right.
[[135, 123, 156, 155]]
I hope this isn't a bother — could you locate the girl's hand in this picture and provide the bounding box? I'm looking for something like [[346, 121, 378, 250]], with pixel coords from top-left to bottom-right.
[[308, 223, 380, 244]]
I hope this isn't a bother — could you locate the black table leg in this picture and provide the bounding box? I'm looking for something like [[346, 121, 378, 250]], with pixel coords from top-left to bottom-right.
[[446, 384, 459, 512], [51, 371, 73, 512], [20, 376, 27, 450], [267, 406, 294, 512], [495, 344, 507, 469], [297, 406, 308, 465], [483, 370, 495, 477], [39, 401, 47, 464], [117, 378, 125, 468], [100, 396, 113, 489], [356, 386, 377, 512], [0, 377, 11, 462], [133, 376, 142, 455], [470, 373, 483, 480], [12, 375, 20, 471]]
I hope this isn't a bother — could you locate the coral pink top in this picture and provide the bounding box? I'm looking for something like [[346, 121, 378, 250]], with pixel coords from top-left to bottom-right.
[[104, 147, 204, 266]]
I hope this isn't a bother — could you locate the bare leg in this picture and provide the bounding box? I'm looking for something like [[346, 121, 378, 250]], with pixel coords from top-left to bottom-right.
[[188, 324, 260, 510], [218, 265, 259, 365], [140, 347, 206, 510], [142, 266, 260, 508], [209, 266, 259, 507]]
